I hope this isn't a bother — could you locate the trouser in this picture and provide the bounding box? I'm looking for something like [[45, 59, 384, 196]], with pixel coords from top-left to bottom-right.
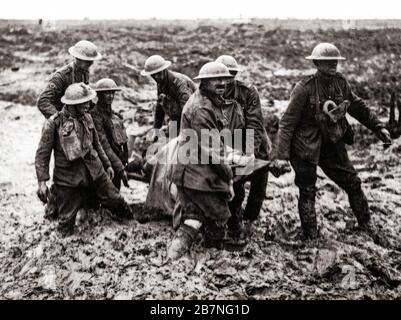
[[55, 171, 132, 233], [227, 181, 245, 236], [290, 142, 370, 239], [177, 186, 231, 248], [87, 172, 121, 209], [243, 168, 269, 221]]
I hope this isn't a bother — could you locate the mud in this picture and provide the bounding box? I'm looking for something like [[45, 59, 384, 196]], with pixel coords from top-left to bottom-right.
[[1, 20, 401, 300]]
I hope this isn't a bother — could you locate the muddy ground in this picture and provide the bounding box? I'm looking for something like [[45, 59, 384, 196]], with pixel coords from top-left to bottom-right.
[[1, 20, 401, 300]]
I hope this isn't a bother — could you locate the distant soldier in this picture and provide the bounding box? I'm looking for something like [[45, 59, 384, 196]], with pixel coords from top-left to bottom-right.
[[37, 40, 102, 118], [216, 55, 274, 241], [274, 43, 392, 240], [141, 55, 196, 137], [36, 40, 102, 219], [167, 62, 236, 259], [35, 83, 133, 236], [91, 78, 129, 190]]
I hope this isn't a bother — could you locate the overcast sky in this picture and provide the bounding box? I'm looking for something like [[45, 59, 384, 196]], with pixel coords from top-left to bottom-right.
[[2, 0, 401, 20]]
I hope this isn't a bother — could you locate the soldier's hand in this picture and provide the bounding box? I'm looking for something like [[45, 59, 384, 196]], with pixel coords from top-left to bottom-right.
[[37, 181, 49, 204], [227, 180, 235, 202], [107, 167, 114, 180], [121, 170, 129, 188], [375, 128, 392, 149], [269, 159, 292, 178]]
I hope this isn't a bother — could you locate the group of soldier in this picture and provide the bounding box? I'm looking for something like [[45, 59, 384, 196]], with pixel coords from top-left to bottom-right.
[[34, 39, 393, 259]]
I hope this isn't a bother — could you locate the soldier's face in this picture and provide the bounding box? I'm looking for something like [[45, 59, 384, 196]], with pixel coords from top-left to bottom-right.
[[75, 58, 94, 71], [205, 78, 227, 96], [151, 70, 166, 83], [75, 103, 87, 116], [102, 91, 115, 105], [315, 60, 338, 76], [67, 103, 87, 117]]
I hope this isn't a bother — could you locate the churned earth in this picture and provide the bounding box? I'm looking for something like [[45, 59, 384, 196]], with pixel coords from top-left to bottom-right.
[[1, 20, 401, 299]]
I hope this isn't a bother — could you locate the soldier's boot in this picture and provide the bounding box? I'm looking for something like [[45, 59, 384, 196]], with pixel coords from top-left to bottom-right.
[[44, 185, 58, 220], [57, 218, 76, 237], [225, 211, 247, 251], [167, 221, 200, 260], [348, 187, 370, 227], [227, 210, 243, 238], [203, 219, 227, 249], [348, 188, 390, 247], [298, 190, 319, 240]]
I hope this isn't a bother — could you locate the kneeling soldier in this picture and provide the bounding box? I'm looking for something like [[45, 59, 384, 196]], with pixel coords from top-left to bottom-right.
[[35, 83, 133, 236], [167, 62, 236, 259]]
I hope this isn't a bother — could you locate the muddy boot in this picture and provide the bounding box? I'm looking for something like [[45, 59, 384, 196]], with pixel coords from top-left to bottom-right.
[[227, 212, 244, 238], [348, 188, 370, 226], [56, 222, 75, 237], [167, 223, 199, 260], [203, 219, 227, 249], [298, 190, 319, 240]]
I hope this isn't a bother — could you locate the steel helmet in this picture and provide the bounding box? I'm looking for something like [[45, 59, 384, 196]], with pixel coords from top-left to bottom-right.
[[141, 55, 172, 76], [215, 55, 241, 72], [306, 43, 346, 60], [68, 40, 102, 61], [61, 82, 97, 105], [94, 78, 121, 92], [194, 61, 233, 80]]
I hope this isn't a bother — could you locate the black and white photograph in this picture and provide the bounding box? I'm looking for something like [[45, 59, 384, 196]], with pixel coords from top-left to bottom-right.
[[1, 0, 401, 305]]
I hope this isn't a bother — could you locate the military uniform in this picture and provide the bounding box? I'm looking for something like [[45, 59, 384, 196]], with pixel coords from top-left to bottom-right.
[[154, 70, 196, 132], [224, 80, 271, 227], [37, 62, 89, 119], [36, 62, 90, 218], [171, 88, 244, 246], [276, 71, 385, 238], [35, 109, 132, 234], [90, 101, 129, 189]]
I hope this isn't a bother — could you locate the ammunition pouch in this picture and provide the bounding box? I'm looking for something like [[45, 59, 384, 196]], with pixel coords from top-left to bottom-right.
[[59, 119, 84, 161]]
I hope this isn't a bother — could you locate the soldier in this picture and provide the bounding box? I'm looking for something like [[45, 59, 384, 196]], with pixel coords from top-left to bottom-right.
[[35, 83, 133, 236], [37, 40, 102, 118], [216, 55, 273, 241], [91, 78, 129, 190], [274, 43, 392, 240], [141, 55, 196, 137], [167, 62, 237, 259], [36, 40, 102, 219]]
